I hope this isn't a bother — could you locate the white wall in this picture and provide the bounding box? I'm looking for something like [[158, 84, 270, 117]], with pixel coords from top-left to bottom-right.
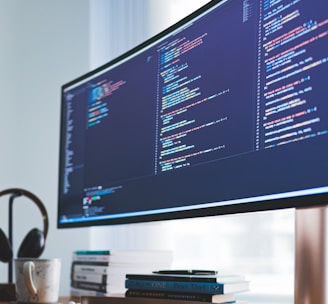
[[0, 0, 211, 295], [0, 0, 91, 294]]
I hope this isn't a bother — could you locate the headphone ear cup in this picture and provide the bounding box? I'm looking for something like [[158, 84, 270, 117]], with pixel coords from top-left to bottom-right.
[[17, 228, 45, 258], [0, 228, 13, 263]]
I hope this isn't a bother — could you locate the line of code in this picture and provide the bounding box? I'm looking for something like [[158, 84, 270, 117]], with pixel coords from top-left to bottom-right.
[[156, 32, 230, 173], [88, 79, 126, 127], [261, 0, 328, 148]]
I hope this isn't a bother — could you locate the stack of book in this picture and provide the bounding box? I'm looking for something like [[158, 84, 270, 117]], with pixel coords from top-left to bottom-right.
[[70, 250, 173, 297], [125, 271, 249, 303]]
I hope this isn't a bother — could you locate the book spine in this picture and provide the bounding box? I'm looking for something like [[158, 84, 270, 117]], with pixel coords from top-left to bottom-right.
[[72, 254, 110, 262], [125, 274, 215, 282], [71, 262, 110, 286], [72, 263, 109, 274], [125, 274, 244, 283], [74, 250, 110, 255], [125, 290, 237, 303], [71, 281, 110, 292], [125, 289, 214, 302], [125, 279, 224, 294], [73, 272, 109, 284], [70, 287, 110, 297]]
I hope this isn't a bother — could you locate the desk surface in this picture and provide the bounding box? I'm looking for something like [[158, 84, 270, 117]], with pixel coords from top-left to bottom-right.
[[1, 295, 212, 304], [0, 296, 74, 304]]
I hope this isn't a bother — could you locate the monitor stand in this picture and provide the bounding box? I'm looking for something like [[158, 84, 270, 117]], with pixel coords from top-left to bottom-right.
[[295, 205, 327, 303]]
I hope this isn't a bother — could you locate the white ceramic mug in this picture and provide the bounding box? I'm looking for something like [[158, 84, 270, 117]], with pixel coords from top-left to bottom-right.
[[15, 258, 61, 303]]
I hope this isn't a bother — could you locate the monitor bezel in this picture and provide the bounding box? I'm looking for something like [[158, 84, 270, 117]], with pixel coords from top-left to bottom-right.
[[57, 0, 328, 229]]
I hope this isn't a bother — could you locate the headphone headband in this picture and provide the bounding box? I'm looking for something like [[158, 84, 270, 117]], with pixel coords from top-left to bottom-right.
[[0, 188, 49, 239]]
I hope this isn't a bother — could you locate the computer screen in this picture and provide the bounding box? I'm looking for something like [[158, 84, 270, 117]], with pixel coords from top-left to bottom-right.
[[57, 0, 328, 228]]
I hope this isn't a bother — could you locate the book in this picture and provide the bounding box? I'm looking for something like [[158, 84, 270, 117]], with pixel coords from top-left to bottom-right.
[[70, 286, 111, 297], [79, 296, 248, 304], [72, 262, 110, 274], [125, 289, 236, 303], [70, 250, 174, 295], [74, 250, 111, 255], [71, 281, 111, 292], [72, 250, 173, 264], [125, 279, 249, 295], [126, 273, 245, 283], [73, 272, 111, 284], [73, 250, 111, 262]]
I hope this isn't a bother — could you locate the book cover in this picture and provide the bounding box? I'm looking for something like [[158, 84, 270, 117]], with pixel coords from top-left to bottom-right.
[[125, 289, 236, 303], [126, 273, 244, 283], [125, 279, 249, 295]]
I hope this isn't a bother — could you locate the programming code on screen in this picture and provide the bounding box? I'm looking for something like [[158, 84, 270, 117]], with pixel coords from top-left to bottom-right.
[[59, 0, 328, 224]]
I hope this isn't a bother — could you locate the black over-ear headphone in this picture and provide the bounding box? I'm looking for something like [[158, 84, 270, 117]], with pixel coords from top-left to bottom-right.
[[0, 188, 49, 263]]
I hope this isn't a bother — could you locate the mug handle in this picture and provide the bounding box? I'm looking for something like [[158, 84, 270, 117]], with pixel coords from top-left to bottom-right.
[[23, 261, 38, 296]]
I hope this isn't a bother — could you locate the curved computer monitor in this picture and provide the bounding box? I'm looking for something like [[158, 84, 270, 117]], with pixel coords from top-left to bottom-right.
[[57, 0, 328, 228]]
